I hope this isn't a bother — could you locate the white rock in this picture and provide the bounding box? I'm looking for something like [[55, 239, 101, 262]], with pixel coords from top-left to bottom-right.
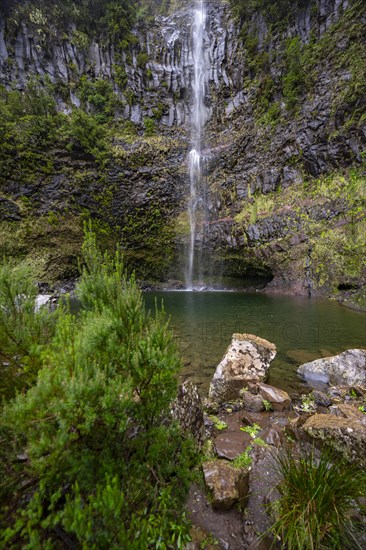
[[209, 333, 276, 402], [297, 349, 366, 386], [35, 295, 52, 312]]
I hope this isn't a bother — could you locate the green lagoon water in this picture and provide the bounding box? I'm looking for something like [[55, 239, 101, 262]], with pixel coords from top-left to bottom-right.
[[144, 291, 366, 397]]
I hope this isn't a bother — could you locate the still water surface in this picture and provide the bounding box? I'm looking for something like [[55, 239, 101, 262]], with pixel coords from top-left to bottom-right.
[[144, 291, 366, 397]]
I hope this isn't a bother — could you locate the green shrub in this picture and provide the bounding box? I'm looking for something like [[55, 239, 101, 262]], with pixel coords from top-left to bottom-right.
[[283, 37, 304, 111], [77, 76, 115, 118], [0, 82, 59, 180], [0, 226, 197, 548], [143, 116, 156, 136], [137, 51, 149, 68], [270, 448, 366, 549], [0, 261, 57, 400], [2, 1, 142, 42], [65, 109, 107, 159], [114, 64, 128, 89]]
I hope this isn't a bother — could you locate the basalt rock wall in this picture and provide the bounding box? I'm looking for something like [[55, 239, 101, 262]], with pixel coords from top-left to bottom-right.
[[0, 0, 365, 305], [0, 2, 238, 126]]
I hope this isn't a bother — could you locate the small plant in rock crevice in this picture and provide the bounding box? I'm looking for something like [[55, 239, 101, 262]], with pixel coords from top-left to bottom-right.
[[232, 449, 252, 470], [202, 439, 215, 460], [298, 393, 316, 412], [240, 423, 261, 438], [209, 415, 228, 431], [262, 399, 272, 411], [253, 437, 268, 448]]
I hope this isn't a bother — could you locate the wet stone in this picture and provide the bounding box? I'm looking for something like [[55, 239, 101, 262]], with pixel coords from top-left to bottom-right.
[[242, 391, 265, 412], [215, 431, 253, 460], [202, 460, 250, 510], [258, 383, 291, 411], [310, 389, 332, 407]]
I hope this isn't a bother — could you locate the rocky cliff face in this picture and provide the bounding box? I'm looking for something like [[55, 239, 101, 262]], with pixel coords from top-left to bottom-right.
[[0, 2, 238, 126], [201, 0, 365, 302], [0, 0, 365, 306]]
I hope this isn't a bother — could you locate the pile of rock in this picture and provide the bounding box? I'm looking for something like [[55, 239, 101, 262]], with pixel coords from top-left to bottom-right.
[[294, 349, 366, 466], [203, 334, 290, 511], [184, 334, 366, 543], [205, 337, 366, 504]]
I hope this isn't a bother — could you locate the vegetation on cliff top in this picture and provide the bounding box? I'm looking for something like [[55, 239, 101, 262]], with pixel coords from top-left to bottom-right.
[[1, 0, 161, 35], [230, 0, 365, 120], [0, 228, 197, 547]]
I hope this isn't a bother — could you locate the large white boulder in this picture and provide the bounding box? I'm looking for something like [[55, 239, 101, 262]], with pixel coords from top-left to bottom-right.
[[297, 349, 366, 386], [209, 333, 276, 402]]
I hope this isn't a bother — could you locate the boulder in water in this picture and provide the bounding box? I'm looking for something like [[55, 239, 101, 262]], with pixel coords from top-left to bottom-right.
[[297, 349, 366, 386], [209, 333, 276, 403]]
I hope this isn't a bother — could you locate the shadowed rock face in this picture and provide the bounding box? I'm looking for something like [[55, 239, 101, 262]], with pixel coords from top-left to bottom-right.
[[0, 2, 238, 127], [0, 1, 352, 125], [172, 379, 205, 448], [241, 391, 266, 412], [209, 333, 276, 402], [301, 407, 366, 467], [297, 349, 366, 386]]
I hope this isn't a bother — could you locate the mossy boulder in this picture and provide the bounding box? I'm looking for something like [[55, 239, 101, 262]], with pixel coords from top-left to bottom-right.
[[301, 410, 366, 467], [298, 349, 366, 386]]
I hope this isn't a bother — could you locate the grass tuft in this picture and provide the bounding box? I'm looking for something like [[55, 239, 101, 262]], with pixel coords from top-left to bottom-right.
[[270, 448, 366, 549]]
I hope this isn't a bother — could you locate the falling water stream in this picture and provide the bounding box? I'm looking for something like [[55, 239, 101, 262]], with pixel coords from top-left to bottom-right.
[[186, 0, 208, 290]]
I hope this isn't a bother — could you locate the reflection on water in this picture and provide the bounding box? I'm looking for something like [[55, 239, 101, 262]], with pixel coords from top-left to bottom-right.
[[144, 291, 366, 397]]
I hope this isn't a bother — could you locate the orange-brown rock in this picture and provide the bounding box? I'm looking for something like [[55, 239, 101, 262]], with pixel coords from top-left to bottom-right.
[[258, 383, 291, 411]]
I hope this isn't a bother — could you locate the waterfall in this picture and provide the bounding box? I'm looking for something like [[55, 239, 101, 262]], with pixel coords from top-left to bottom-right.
[[185, 0, 207, 290]]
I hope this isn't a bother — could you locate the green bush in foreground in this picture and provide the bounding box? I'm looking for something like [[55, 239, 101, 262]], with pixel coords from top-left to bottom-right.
[[0, 228, 197, 548], [0, 261, 57, 400], [271, 448, 366, 549]]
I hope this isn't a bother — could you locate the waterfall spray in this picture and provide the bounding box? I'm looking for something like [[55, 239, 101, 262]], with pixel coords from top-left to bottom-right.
[[185, 0, 207, 290]]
